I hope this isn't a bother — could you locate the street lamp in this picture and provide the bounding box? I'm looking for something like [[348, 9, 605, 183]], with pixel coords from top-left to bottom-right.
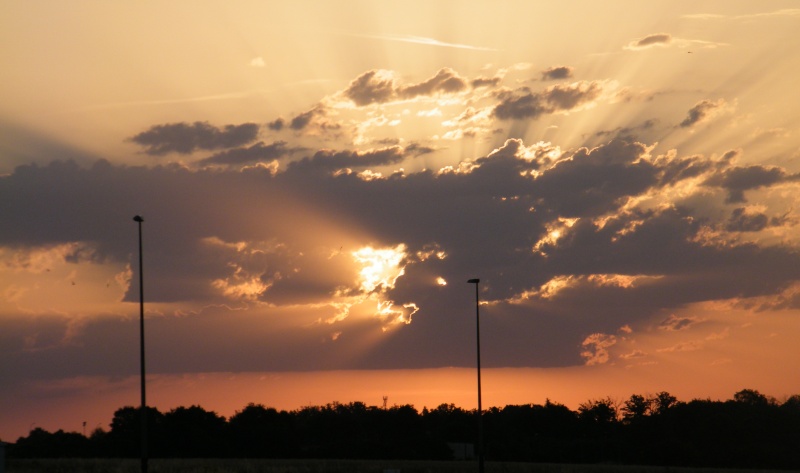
[[467, 278, 484, 473], [133, 215, 148, 473]]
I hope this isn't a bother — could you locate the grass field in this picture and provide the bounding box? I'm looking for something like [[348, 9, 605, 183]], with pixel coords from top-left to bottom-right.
[[3, 459, 787, 473]]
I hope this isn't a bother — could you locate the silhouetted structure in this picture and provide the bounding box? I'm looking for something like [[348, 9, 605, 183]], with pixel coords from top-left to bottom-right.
[[133, 215, 147, 473], [467, 278, 484, 473]]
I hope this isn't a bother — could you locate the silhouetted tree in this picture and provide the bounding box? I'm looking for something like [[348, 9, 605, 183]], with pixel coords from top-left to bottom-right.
[[621, 394, 651, 423], [651, 391, 678, 415], [107, 406, 164, 457], [162, 405, 227, 457], [7, 389, 800, 468], [733, 388, 773, 406], [576, 397, 622, 462], [228, 403, 295, 458], [11, 428, 90, 458]]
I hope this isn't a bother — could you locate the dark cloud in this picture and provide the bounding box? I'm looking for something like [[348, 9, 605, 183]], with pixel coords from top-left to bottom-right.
[[129, 122, 260, 155], [343, 68, 469, 106], [287, 146, 406, 172], [3, 136, 800, 377], [267, 118, 285, 131], [471, 76, 501, 88], [493, 81, 605, 120], [594, 119, 659, 140], [493, 87, 550, 120], [627, 33, 672, 50], [679, 99, 727, 128], [343, 70, 397, 106], [398, 68, 468, 98], [404, 142, 437, 157], [726, 208, 770, 232], [288, 106, 341, 132], [290, 109, 317, 130], [704, 164, 787, 203], [541, 65, 574, 81], [530, 139, 659, 217], [199, 141, 296, 166]]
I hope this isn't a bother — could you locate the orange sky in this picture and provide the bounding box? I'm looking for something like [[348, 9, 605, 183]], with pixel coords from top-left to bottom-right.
[[2, 1, 800, 442]]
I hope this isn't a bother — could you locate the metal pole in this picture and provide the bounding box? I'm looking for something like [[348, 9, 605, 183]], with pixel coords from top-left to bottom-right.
[[467, 278, 484, 473], [134, 215, 148, 473]]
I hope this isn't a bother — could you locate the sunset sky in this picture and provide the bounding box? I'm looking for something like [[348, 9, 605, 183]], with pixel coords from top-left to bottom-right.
[[3, 1, 800, 442]]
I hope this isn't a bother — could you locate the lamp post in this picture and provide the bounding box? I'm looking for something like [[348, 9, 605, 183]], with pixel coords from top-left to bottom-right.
[[467, 278, 484, 473], [133, 215, 148, 473]]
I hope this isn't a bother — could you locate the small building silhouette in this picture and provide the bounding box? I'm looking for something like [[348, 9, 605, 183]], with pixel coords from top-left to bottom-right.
[[447, 442, 475, 460]]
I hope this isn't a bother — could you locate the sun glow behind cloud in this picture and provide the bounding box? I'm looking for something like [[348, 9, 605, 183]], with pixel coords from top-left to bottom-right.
[[349, 244, 418, 328], [352, 244, 407, 293]]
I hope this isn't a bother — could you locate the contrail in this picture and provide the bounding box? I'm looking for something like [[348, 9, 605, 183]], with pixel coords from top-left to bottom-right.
[[349, 32, 498, 51]]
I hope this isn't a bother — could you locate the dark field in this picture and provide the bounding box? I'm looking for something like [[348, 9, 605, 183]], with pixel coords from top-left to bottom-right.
[[3, 459, 788, 473]]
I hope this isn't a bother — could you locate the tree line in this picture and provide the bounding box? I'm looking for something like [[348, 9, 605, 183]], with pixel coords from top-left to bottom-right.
[[7, 389, 800, 469]]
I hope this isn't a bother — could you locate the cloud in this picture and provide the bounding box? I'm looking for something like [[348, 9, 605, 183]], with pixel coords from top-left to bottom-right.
[[679, 99, 729, 128], [626, 33, 673, 50], [493, 80, 607, 120], [625, 33, 726, 51], [581, 333, 617, 365], [267, 118, 285, 131], [249, 57, 266, 67], [4, 131, 800, 378], [129, 122, 260, 155], [703, 163, 789, 203], [659, 314, 701, 331], [343, 70, 398, 106], [398, 68, 468, 98], [342, 68, 469, 106], [287, 146, 406, 173], [273, 106, 343, 135], [541, 66, 574, 81], [199, 141, 299, 166], [725, 208, 770, 232], [471, 76, 502, 88]]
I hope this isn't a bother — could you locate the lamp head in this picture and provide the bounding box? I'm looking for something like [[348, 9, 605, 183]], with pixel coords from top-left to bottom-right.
[[133, 215, 144, 222], [467, 278, 480, 284]]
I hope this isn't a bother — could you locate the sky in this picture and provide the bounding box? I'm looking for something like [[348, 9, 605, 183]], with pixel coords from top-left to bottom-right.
[[2, 0, 800, 441]]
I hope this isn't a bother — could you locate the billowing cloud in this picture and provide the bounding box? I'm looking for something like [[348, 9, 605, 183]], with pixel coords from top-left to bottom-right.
[[129, 122, 260, 155], [5, 129, 800, 381]]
